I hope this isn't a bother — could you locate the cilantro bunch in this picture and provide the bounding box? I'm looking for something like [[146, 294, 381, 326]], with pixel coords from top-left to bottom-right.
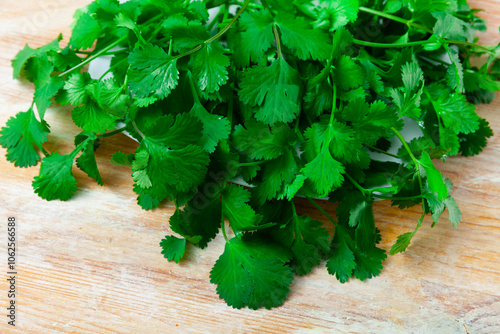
[[2, 0, 500, 309]]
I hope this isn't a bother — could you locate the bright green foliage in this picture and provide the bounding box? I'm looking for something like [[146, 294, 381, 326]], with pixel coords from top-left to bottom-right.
[[233, 120, 295, 160], [76, 137, 103, 185], [2, 0, 499, 310], [190, 103, 231, 153], [160, 236, 187, 263], [11, 36, 61, 79], [191, 43, 230, 94], [276, 13, 331, 61], [239, 57, 301, 125], [128, 43, 179, 101], [0, 108, 49, 167], [272, 212, 330, 275], [210, 236, 294, 309], [221, 184, 264, 236], [32, 153, 77, 201], [390, 62, 425, 119]]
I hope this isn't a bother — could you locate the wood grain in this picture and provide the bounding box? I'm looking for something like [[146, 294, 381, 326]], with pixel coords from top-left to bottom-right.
[[1, 1, 499, 333]]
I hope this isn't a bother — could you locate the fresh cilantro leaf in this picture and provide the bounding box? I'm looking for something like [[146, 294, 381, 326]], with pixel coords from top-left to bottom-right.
[[76, 136, 103, 185], [459, 117, 493, 156], [70, 12, 102, 50], [334, 56, 364, 91], [170, 191, 221, 248], [239, 57, 301, 125], [276, 13, 331, 61], [317, 0, 359, 31], [301, 147, 345, 197], [191, 43, 230, 94], [238, 10, 275, 66], [63, 72, 94, 106], [210, 236, 293, 309], [34, 77, 65, 119], [390, 62, 425, 119], [233, 120, 295, 160], [161, 15, 209, 52], [111, 151, 134, 166], [0, 108, 49, 167], [12, 36, 61, 79], [160, 236, 187, 263], [145, 113, 203, 150], [436, 93, 480, 135], [128, 43, 179, 101], [32, 153, 77, 201], [190, 103, 231, 153], [72, 101, 117, 133], [222, 184, 264, 236], [418, 151, 448, 201], [389, 231, 415, 255], [272, 213, 330, 276]]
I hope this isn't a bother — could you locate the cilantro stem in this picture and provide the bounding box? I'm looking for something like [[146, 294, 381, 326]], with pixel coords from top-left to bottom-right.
[[131, 120, 145, 139], [187, 71, 201, 105], [372, 194, 424, 201], [391, 127, 427, 219], [345, 173, 369, 195], [366, 145, 399, 159], [98, 57, 128, 81], [205, 0, 251, 44], [221, 211, 229, 242], [97, 127, 126, 138], [207, 5, 226, 32], [58, 36, 127, 78], [353, 39, 429, 48], [272, 24, 282, 58], [329, 84, 337, 125], [306, 197, 337, 226], [358, 7, 432, 34], [239, 160, 267, 167], [260, 0, 275, 18], [423, 88, 443, 128]]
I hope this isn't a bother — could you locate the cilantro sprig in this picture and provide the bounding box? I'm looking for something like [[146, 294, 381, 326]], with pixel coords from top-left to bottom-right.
[[2, 0, 499, 309]]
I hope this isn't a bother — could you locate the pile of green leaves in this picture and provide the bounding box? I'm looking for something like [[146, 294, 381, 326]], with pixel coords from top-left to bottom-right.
[[2, 0, 500, 309]]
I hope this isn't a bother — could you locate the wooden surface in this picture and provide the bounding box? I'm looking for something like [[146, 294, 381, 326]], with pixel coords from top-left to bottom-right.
[[1, 1, 500, 333]]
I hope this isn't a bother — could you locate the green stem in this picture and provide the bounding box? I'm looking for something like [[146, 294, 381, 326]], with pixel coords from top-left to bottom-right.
[[187, 71, 201, 104], [272, 24, 282, 57], [98, 57, 128, 81], [345, 173, 368, 195], [358, 6, 432, 33], [205, 0, 251, 44], [260, 0, 275, 18], [207, 5, 226, 31], [131, 120, 145, 139], [372, 193, 423, 201], [221, 212, 229, 241], [353, 39, 430, 48], [70, 136, 92, 159], [306, 197, 337, 226], [366, 145, 399, 159], [58, 37, 127, 78], [329, 83, 337, 125], [239, 160, 267, 167], [391, 127, 426, 216], [97, 127, 126, 138]]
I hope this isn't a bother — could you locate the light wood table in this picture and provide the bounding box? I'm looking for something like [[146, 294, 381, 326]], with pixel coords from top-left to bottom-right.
[[1, 1, 499, 333]]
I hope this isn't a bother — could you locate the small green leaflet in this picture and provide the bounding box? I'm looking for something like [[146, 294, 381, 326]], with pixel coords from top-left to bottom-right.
[[390, 62, 425, 119], [189, 103, 231, 153], [190, 43, 230, 94], [0, 108, 49, 168], [32, 153, 77, 201], [160, 236, 187, 263], [128, 43, 179, 101], [272, 213, 330, 275], [221, 184, 265, 236], [239, 57, 301, 125], [76, 137, 103, 185], [11, 36, 61, 79], [233, 120, 295, 160], [210, 236, 294, 309]]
